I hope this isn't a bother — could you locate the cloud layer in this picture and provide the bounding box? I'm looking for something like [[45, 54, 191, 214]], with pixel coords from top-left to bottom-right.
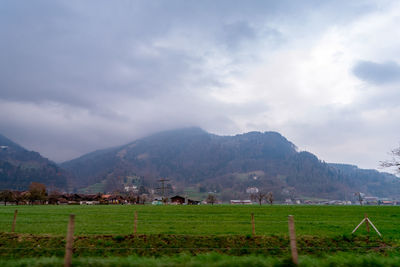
[[0, 0, 399, 170], [353, 61, 400, 84]]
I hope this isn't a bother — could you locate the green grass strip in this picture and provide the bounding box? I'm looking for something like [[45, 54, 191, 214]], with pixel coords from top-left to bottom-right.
[[1, 253, 400, 267]]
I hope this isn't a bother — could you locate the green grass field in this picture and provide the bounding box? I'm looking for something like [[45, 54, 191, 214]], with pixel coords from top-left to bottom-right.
[[2, 253, 400, 267], [0, 205, 399, 237], [1, 205, 399, 266]]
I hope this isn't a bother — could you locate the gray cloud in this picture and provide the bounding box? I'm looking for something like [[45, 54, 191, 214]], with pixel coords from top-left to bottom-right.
[[353, 60, 400, 84], [0, 0, 374, 107], [221, 21, 257, 48], [0, 0, 397, 169]]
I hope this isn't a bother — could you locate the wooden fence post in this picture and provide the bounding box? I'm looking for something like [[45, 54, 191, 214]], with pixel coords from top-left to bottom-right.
[[11, 210, 18, 233], [64, 214, 75, 267], [251, 213, 255, 236], [134, 211, 138, 234], [352, 215, 382, 237], [288, 215, 298, 265], [365, 213, 370, 233]]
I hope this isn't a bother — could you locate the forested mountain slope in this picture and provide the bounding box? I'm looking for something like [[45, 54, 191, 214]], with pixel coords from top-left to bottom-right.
[[61, 128, 400, 200], [0, 134, 69, 190]]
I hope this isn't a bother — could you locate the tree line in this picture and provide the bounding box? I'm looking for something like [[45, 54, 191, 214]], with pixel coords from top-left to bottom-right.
[[0, 182, 151, 205]]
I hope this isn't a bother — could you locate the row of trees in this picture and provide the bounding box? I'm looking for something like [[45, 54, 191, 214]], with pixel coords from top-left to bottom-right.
[[0, 188, 150, 206], [0, 182, 46, 205], [250, 191, 274, 205]]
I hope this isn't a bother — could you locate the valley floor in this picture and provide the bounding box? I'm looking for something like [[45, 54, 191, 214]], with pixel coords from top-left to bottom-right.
[[0, 205, 399, 266]]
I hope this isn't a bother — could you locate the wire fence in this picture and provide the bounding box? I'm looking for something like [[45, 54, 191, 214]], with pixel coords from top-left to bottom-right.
[[1, 207, 398, 267], [0, 211, 400, 266], [0, 212, 396, 236]]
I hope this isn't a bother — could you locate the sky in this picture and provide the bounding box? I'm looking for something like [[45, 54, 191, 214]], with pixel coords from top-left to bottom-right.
[[1, 0, 400, 170]]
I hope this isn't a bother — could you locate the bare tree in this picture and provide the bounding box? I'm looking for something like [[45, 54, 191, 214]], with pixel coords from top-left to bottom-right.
[[13, 191, 25, 205], [47, 190, 61, 205], [0, 190, 14, 206], [251, 191, 266, 206], [380, 147, 400, 173], [139, 194, 148, 204], [28, 182, 47, 204], [206, 194, 217, 205], [266, 192, 274, 205], [354, 192, 363, 206], [127, 191, 138, 204]]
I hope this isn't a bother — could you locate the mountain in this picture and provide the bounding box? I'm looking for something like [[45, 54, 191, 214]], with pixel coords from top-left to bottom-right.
[[328, 163, 400, 198], [61, 127, 400, 200], [0, 134, 70, 191]]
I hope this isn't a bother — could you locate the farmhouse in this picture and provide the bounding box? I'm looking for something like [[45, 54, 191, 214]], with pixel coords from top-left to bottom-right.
[[57, 198, 69, 205], [246, 187, 259, 194], [101, 194, 124, 204], [284, 199, 293, 205], [380, 200, 396, 205], [230, 200, 252, 205], [187, 199, 201, 205], [364, 197, 378, 205], [80, 200, 100, 205], [152, 196, 163, 205], [170, 195, 185, 204]]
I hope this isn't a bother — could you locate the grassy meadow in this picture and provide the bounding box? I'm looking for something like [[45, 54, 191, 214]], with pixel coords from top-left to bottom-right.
[[2, 253, 400, 267], [0, 204, 399, 237], [0, 205, 399, 266]]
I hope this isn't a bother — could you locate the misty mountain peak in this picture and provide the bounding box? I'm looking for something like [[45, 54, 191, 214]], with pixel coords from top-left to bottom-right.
[[0, 133, 24, 150]]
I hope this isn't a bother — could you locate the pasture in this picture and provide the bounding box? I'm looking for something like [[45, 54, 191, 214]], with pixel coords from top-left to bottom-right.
[[0, 205, 399, 266], [0, 205, 398, 237], [2, 253, 400, 267]]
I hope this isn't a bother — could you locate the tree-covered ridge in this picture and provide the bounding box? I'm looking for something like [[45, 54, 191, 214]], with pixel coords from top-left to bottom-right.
[[61, 127, 400, 200], [0, 134, 69, 191]]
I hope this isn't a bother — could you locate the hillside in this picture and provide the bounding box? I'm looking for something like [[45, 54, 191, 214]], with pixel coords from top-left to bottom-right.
[[328, 163, 400, 198], [0, 134, 70, 191], [61, 127, 400, 200]]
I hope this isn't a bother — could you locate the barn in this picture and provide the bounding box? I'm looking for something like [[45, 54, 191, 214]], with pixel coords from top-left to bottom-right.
[[187, 199, 201, 205], [170, 195, 185, 204]]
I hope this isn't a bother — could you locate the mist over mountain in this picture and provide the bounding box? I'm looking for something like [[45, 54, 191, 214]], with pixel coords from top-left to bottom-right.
[[0, 134, 69, 191], [1, 128, 398, 200], [61, 128, 400, 200]]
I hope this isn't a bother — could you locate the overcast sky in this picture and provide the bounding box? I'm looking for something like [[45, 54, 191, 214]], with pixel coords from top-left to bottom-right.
[[1, 0, 400, 170]]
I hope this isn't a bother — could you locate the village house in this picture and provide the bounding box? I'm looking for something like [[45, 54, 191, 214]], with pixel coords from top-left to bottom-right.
[[230, 200, 252, 205], [101, 194, 125, 204], [364, 197, 378, 205], [151, 196, 163, 205], [124, 185, 137, 192], [187, 199, 201, 205], [80, 199, 100, 205], [379, 200, 396, 205], [80, 194, 101, 205], [58, 198, 69, 205], [170, 195, 185, 204], [284, 199, 293, 205], [246, 187, 259, 194]]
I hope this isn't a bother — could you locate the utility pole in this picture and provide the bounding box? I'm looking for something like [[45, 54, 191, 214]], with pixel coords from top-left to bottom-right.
[[157, 178, 170, 204]]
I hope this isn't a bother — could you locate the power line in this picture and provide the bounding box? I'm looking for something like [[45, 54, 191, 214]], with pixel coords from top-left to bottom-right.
[[156, 178, 170, 201]]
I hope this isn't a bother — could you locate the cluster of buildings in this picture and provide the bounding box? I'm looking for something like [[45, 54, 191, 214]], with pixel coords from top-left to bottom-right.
[[283, 197, 398, 205], [362, 197, 398, 206], [2, 188, 399, 206], [152, 195, 201, 205], [0, 191, 208, 205], [0, 191, 144, 205]]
